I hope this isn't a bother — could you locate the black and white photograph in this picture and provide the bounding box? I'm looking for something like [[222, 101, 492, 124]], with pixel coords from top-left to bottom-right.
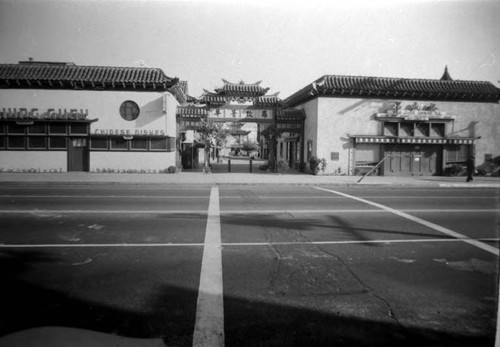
[[0, 0, 499, 346]]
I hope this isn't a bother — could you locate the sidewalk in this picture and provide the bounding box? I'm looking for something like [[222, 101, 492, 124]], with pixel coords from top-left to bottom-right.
[[0, 171, 499, 188]]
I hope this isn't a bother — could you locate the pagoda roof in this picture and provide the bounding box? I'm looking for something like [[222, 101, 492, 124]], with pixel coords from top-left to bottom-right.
[[214, 79, 270, 96], [0, 60, 178, 92], [284, 70, 500, 106]]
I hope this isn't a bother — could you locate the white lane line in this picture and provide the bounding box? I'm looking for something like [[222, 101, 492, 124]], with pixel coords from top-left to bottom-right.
[[0, 210, 207, 214], [0, 243, 205, 248], [193, 186, 224, 347], [2, 238, 499, 249], [315, 187, 500, 256], [0, 195, 209, 199]]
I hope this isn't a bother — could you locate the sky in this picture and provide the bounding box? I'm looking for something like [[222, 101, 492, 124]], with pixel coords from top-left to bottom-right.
[[0, 0, 499, 98]]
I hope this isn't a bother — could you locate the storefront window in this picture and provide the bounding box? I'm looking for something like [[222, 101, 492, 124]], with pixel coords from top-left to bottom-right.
[[131, 138, 148, 150], [28, 123, 46, 134], [90, 137, 108, 149], [430, 123, 445, 137], [150, 137, 167, 150], [49, 124, 67, 134], [415, 123, 429, 137], [7, 123, 25, 134], [383, 122, 398, 136], [28, 137, 46, 149], [110, 137, 128, 150], [49, 137, 67, 149], [8, 137, 25, 148], [70, 123, 87, 134], [400, 123, 414, 137]]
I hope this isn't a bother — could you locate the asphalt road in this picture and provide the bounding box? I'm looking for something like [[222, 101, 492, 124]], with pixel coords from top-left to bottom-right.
[[0, 184, 498, 347]]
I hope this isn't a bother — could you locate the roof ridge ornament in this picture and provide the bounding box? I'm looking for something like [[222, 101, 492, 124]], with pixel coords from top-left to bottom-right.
[[441, 65, 453, 81]]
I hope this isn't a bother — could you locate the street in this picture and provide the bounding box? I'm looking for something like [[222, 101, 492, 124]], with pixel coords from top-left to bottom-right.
[[0, 184, 498, 346]]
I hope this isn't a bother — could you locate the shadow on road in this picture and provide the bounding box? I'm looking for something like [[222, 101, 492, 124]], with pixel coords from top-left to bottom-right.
[[0, 249, 495, 347]]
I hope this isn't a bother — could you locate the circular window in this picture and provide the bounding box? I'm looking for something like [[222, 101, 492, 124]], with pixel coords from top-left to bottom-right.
[[119, 100, 140, 121]]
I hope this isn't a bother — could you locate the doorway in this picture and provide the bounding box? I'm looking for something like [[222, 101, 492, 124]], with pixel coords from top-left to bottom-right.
[[383, 144, 441, 176], [68, 137, 89, 171]]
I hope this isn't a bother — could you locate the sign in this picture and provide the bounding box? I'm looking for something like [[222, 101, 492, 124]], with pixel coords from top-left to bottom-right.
[[92, 129, 166, 136], [331, 152, 339, 161], [376, 102, 455, 120], [1, 107, 88, 120], [208, 108, 273, 120]]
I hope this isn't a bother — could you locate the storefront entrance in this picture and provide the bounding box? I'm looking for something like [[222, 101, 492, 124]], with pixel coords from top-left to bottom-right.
[[383, 144, 441, 176], [68, 138, 89, 171]]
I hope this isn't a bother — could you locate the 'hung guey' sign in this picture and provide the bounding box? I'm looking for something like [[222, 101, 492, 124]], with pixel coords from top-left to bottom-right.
[[1, 107, 89, 120]]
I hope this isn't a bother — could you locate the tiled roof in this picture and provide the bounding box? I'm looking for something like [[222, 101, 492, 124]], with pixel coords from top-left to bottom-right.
[[276, 109, 306, 121], [255, 94, 281, 106], [176, 105, 208, 117], [214, 79, 270, 96], [0, 61, 178, 91], [284, 74, 500, 106]]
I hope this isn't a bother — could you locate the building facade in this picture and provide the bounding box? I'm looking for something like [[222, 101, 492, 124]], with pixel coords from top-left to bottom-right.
[[0, 60, 179, 172], [284, 68, 500, 176]]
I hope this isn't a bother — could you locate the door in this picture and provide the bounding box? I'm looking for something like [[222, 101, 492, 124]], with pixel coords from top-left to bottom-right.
[[68, 138, 89, 171], [384, 144, 442, 176]]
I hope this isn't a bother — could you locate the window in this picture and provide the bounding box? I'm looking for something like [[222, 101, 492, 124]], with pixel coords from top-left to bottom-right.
[[400, 123, 414, 137], [7, 123, 25, 134], [28, 137, 46, 149], [446, 145, 468, 163], [8, 137, 25, 148], [90, 137, 108, 150], [307, 140, 313, 161], [150, 137, 167, 150], [111, 137, 128, 150], [415, 123, 429, 137], [120, 101, 140, 121], [28, 123, 46, 134], [49, 123, 67, 134], [131, 138, 148, 150], [0, 124, 4, 134], [49, 137, 67, 149], [430, 123, 445, 137], [384, 122, 398, 136], [70, 123, 87, 134]]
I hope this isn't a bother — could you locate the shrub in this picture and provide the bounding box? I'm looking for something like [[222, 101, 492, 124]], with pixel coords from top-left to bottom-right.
[[309, 156, 327, 175], [444, 164, 465, 176], [167, 166, 177, 173]]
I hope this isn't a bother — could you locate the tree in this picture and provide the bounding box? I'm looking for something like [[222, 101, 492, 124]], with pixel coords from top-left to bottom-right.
[[241, 140, 259, 156], [196, 120, 229, 172], [261, 125, 281, 172]]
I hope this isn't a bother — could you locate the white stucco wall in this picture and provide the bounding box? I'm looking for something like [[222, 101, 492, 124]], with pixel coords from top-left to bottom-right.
[[0, 88, 173, 135], [0, 151, 66, 171], [90, 152, 176, 172], [301, 96, 500, 175]]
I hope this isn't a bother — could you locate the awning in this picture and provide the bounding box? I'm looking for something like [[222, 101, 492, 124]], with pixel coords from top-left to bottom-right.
[[350, 135, 477, 145]]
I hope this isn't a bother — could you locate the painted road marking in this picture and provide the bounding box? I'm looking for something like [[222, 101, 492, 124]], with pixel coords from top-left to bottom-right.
[[2, 238, 499, 248], [0, 210, 208, 214], [0, 195, 210, 199], [315, 187, 500, 256], [193, 186, 224, 347]]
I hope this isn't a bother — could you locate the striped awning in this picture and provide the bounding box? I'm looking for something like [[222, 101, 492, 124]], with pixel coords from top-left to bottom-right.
[[352, 136, 476, 145]]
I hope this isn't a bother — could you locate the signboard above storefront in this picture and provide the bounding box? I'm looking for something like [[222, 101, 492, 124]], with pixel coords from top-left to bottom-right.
[[376, 102, 455, 121], [92, 128, 166, 136], [1, 107, 89, 120]]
